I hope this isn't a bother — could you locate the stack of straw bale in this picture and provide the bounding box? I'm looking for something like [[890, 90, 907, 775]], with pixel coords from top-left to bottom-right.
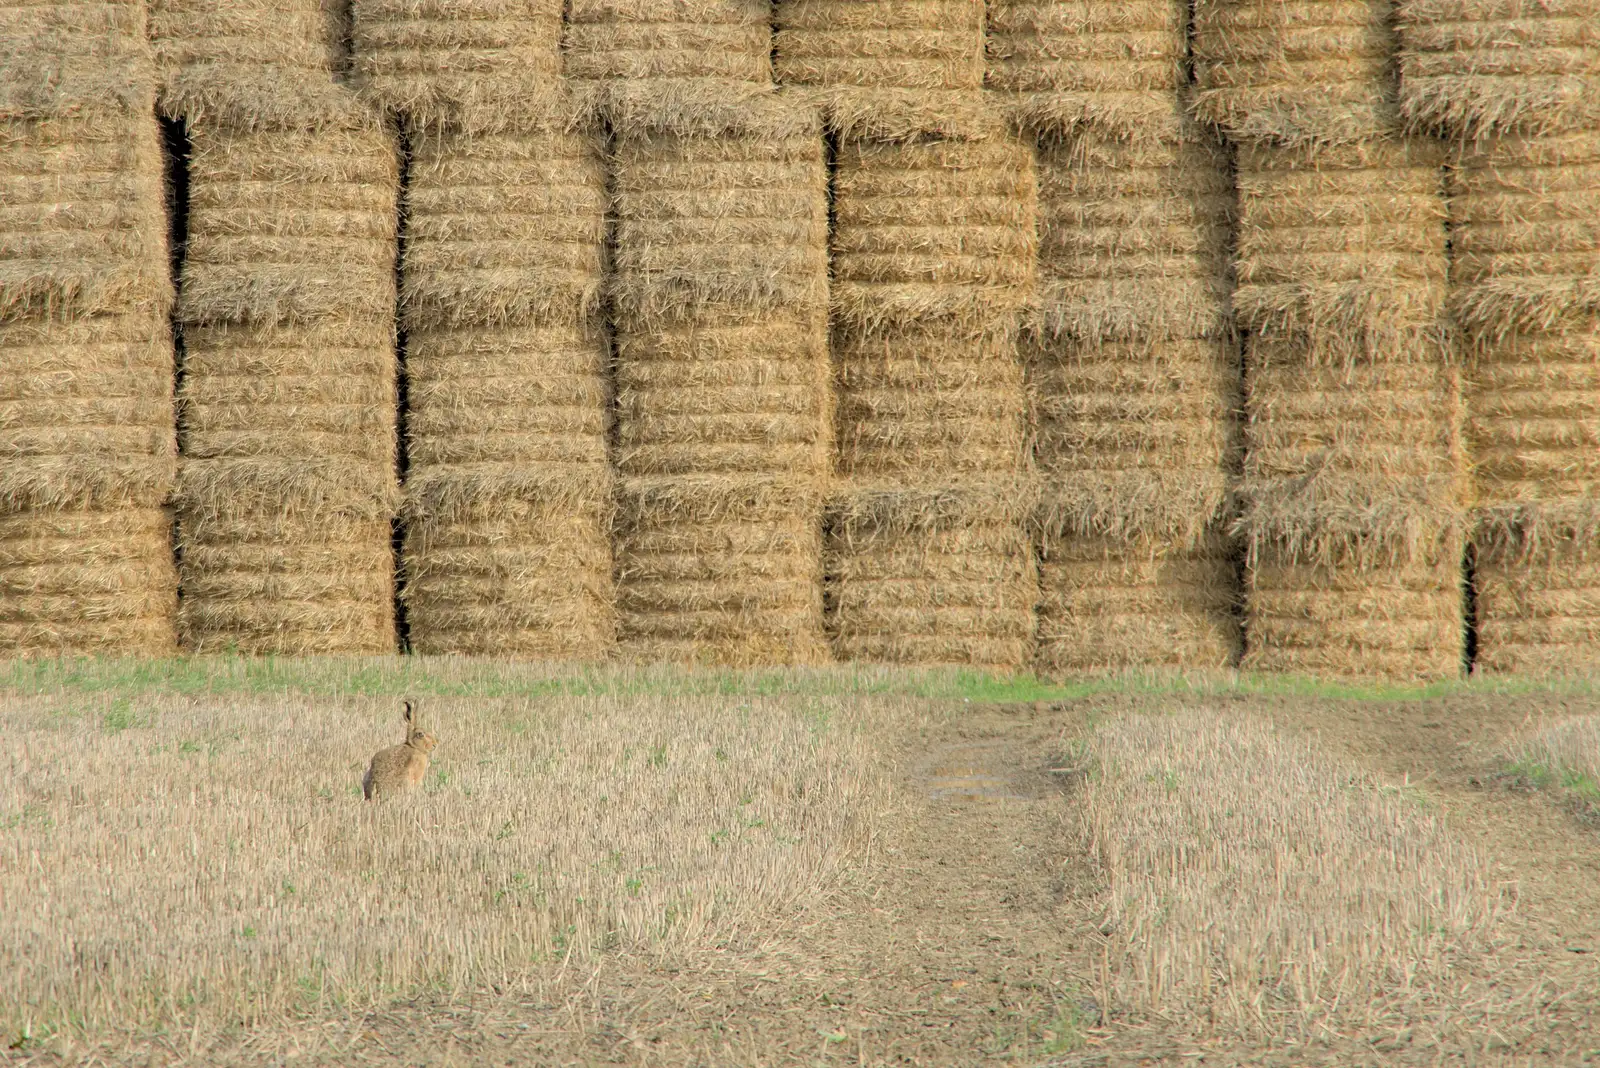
[[774, 0, 998, 141], [0, 2, 179, 655], [988, 3, 1239, 672], [566, 0, 779, 135], [1191, 0, 1400, 148], [351, 3, 612, 655], [1396, 0, 1600, 139], [1449, 130, 1600, 673], [793, 4, 1040, 669], [1024, 110, 1241, 673], [158, 8, 402, 653], [1233, 139, 1469, 679], [609, 86, 833, 663]]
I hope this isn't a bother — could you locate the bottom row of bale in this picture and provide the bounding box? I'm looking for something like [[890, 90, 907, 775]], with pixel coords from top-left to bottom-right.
[[7, 474, 1598, 678]]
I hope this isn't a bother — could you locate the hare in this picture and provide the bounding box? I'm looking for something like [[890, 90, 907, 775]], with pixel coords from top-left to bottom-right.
[[362, 700, 438, 801]]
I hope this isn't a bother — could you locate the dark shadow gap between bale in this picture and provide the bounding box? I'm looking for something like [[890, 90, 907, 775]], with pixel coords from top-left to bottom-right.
[[391, 121, 413, 653], [1463, 537, 1479, 675], [160, 114, 191, 598]]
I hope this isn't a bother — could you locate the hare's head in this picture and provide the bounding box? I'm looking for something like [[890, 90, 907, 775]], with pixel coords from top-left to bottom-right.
[[402, 700, 439, 753]]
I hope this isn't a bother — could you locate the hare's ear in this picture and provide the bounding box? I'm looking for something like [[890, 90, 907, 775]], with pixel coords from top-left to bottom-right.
[[403, 699, 415, 727]]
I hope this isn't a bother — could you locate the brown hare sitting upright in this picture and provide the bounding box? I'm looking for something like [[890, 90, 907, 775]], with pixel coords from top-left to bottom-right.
[[363, 700, 438, 801]]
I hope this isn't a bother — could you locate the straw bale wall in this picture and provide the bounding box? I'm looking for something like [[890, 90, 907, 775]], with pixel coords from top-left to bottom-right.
[[399, 125, 615, 657], [0, 12, 178, 657], [352, 0, 567, 132], [1449, 130, 1600, 672], [773, 0, 998, 141], [150, 0, 356, 127], [1192, 0, 1399, 147], [985, 0, 1188, 141], [565, 0, 778, 136], [1397, 0, 1600, 138], [1025, 116, 1239, 672], [826, 135, 1038, 668], [175, 120, 400, 654], [610, 110, 832, 664]]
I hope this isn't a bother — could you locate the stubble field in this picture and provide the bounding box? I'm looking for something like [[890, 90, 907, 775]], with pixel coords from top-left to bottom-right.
[[3, 658, 1599, 1066]]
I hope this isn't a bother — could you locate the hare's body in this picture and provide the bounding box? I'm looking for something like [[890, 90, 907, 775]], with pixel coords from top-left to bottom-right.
[[363, 701, 438, 801]]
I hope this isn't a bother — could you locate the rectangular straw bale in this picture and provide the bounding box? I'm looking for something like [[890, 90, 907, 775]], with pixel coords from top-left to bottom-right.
[[773, 0, 1000, 140], [1238, 340, 1467, 566], [402, 471, 615, 657], [1244, 537, 1465, 679], [835, 322, 1027, 480], [1035, 534, 1239, 673], [615, 305, 831, 479], [0, 506, 177, 656], [1476, 517, 1600, 676], [826, 484, 1037, 669], [403, 126, 606, 329], [180, 120, 399, 327], [1447, 130, 1600, 342], [1397, 0, 1600, 138], [832, 137, 1036, 334], [0, 311, 175, 511], [1234, 139, 1449, 360], [1192, 0, 1399, 146], [176, 508, 396, 655], [351, 0, 568, 132], [1027, 336, 1237, 545], [0, 1, 153, 120], [1467, 328, 1600, 510], [614, 476, 828, 665], [611, 115, 829, 327], [0, 111, 170, 322], [150, 0, 358, 127], [985, 0, 1188, 141], [1033, 119, 1233, 342], [565, 0, 777, 135]]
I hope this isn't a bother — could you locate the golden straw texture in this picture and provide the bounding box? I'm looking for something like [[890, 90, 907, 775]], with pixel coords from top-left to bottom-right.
[[1035, 534, 1239, 673], [0, 507, 177, 656], [1192, 0, 1399, 146], [827, 485, 1037, 670], [0, 1, 154, 120], [1476, 530, 1600, 676], [1448, 130, 1600, 343], [615, 476, 828, 665], [352, 0, 568, 132], [1033, 120, 1233, 342], [0, 112, 170, 322], [1234, 139, 1449, 360], [1397, 0, 1600, 137], [565, 0, 779, 136], [150, 0, 360, 127], [985, 0, 1188, 141], [774, 0, 998, 140]]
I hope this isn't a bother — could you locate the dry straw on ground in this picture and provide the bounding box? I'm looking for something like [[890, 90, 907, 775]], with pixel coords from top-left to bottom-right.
[[150, 0, 358, 128], [565, 0, 778, 136], [0, 111, 170, 323], [1504, 714, 1600, 792], [1192, 0, 1399, 147], [774, 0, 999, 141], [352, 0, 568, 132], [826, 485, 1038, 670], [1447, 130, 1600, 343], [1233, 138, 1449, 361], [1035, 535, 1239, 672], [985, 0, 1188, 141], [615, 476, 829, 665], [1083, 712, 1508, 1037], [1397, 0, 1600, 138], [0, 692, 886, 1038], [0, 507, 177, 656], [0, 0, 154, 120], [400, 126, 613, 657]]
